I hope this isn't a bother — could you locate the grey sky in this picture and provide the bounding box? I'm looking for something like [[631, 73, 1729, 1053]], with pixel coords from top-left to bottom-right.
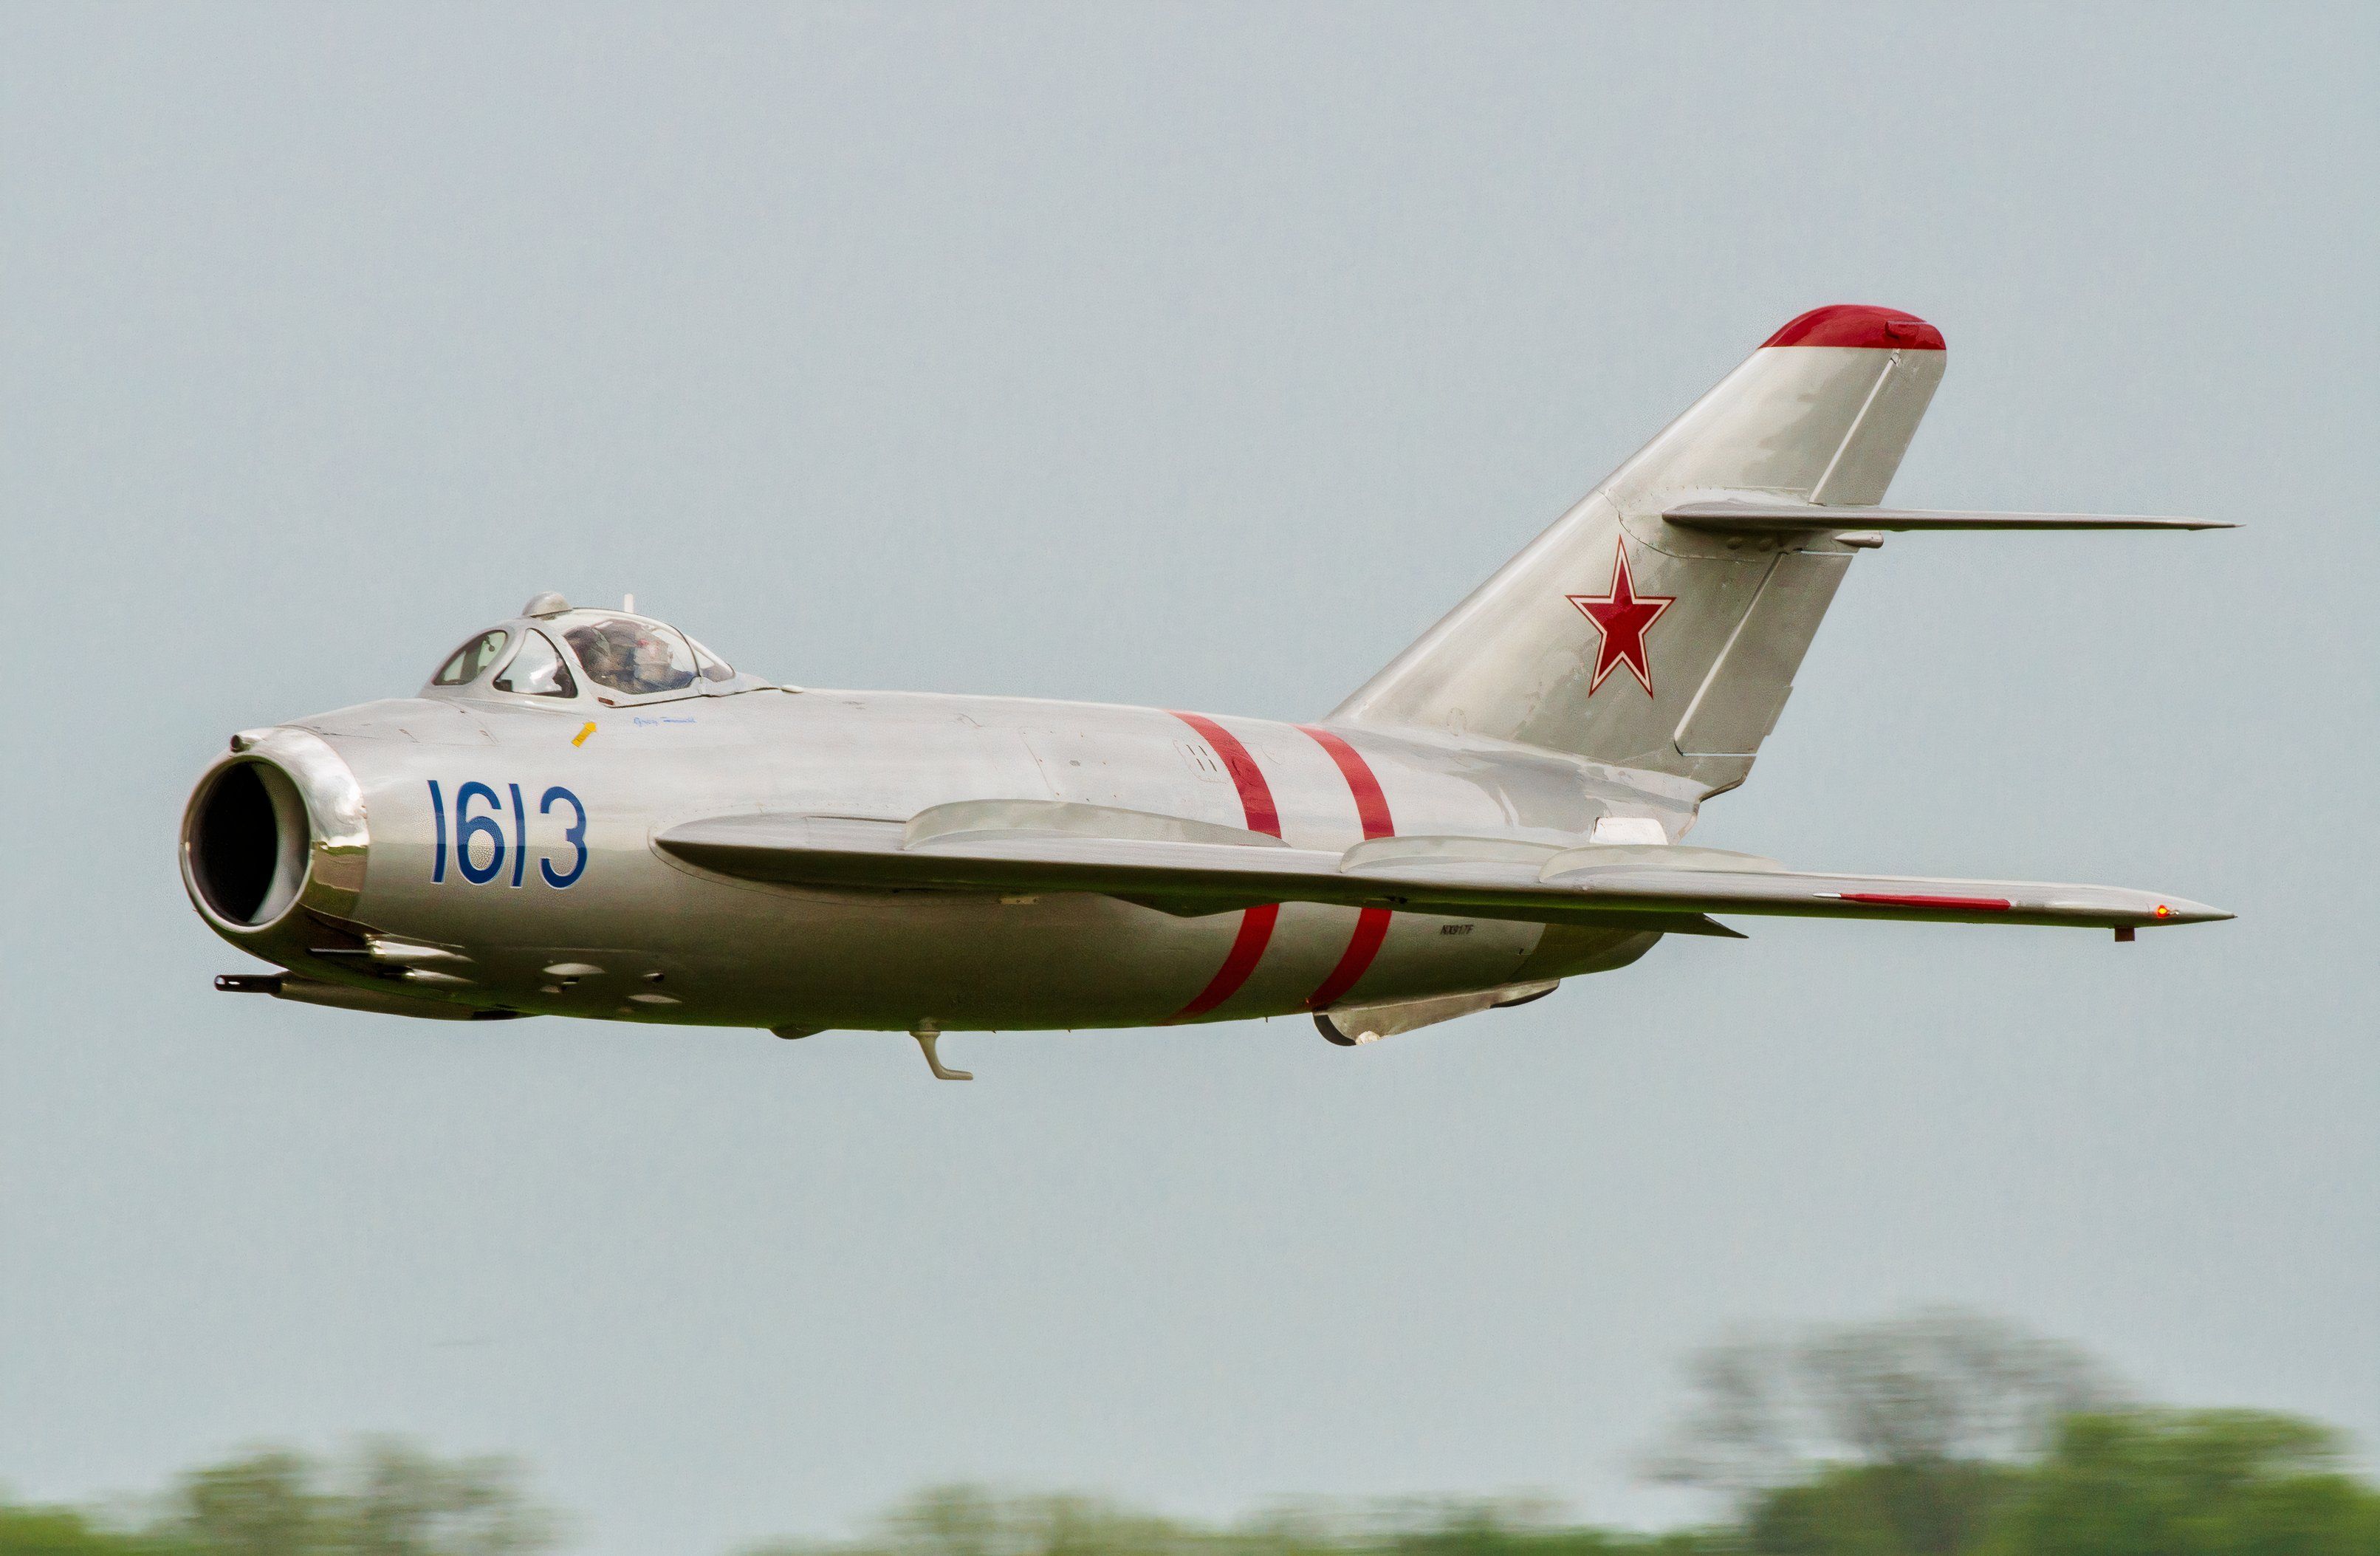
[[2, 4, 2373, 1552]]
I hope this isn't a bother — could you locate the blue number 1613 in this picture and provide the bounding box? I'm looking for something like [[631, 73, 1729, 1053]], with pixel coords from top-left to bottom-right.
[[427, 781, 587, 888]]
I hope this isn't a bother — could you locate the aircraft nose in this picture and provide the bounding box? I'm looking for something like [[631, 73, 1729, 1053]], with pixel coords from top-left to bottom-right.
[[182, 727, 371, 936]]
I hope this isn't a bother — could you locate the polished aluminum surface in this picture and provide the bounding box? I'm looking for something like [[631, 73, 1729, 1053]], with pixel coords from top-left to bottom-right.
[[182, 725, 371, 934], [180, 304, 2232, 1061]]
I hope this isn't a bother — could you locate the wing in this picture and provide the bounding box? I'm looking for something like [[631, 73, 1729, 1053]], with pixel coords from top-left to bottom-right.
[[653, 802, 2228, 935]]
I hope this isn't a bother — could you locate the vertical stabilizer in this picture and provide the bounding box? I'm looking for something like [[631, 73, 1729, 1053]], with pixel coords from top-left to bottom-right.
[[1331, 305, 1947, 793]]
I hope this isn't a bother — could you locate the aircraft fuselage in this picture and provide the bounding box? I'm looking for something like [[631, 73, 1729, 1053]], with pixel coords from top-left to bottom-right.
[[191, 687, 1688, 1032]]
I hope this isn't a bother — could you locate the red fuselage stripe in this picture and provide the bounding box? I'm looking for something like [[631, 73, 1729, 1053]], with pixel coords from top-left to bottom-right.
[[1297, 724, 1396, 1011], [1299, 725, 1393, 840], [1303, 905, 1393, 1012], [1837, 892, 2012, 912], [1164, 712, 1283, 1021], [1170, 903, 1282, 1022], [1170, 711, 1280, 839]]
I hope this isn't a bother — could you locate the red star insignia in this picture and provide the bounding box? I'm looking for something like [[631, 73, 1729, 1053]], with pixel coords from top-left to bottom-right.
[[1566, 541, 1676, 696]]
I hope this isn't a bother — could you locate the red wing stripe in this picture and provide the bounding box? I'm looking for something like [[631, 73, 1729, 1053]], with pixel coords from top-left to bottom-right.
[[1163, 712, 1284, 1023], [1835, 892, 2013, 912], [1296, 724, 1396, 1010]]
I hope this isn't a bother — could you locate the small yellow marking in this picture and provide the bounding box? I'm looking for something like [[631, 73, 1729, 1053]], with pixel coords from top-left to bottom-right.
[[572, 722, 597, 747]]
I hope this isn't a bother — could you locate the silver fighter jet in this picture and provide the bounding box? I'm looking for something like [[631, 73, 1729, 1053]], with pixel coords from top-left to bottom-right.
[[185, 304, 2232, 1078]]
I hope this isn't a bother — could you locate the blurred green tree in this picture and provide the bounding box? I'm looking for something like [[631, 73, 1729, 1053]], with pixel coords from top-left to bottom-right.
[[138, 1440, 557, 1556], [1645, 1309, 2123, 1554], [741, 1484, 1204, 1556], [335, 1438, 555, 1556], [738, 1487, 1728, 1556], [0, 1498, 191, 1555], [171, 1450, 323, 1555], [1737, 1461, 2024, 1555], [1978, 1409, 2380, 1556]]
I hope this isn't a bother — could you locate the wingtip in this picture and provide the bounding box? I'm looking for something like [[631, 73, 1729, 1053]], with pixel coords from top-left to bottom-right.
[[2148, 899, 2233, 926]]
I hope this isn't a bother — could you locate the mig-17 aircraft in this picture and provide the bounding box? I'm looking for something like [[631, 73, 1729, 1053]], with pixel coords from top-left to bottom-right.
[[185, 304, 2231, 1077]]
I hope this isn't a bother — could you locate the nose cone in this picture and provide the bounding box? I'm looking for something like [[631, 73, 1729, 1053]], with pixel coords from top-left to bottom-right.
[[182, 727, 370, 942]]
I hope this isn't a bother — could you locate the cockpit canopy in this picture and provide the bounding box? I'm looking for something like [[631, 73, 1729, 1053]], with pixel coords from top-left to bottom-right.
[[424, 595, 772, 705]]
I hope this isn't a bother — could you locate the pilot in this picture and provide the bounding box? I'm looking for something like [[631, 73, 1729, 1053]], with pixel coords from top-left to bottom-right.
[[566, 617, 693, 696], [630, 632, 685, 693]]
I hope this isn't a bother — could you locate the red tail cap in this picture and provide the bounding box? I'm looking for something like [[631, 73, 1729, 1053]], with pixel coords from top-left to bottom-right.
[[1763, 304, 1944, 351]]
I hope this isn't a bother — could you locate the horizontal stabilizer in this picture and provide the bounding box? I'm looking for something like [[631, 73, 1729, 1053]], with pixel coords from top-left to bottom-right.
[[1665, 501, 2232, 533], [655, 811, 2228, 935]]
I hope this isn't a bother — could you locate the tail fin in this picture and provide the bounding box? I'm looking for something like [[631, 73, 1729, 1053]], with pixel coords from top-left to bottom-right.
[[1334, 305, 2223, 793], [1335, 305, 1948, 792]]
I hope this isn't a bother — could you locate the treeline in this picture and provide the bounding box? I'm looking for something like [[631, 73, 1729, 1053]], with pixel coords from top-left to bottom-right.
[[0, 1439, 554, 1555], [744, 1417, 2380, 1556], [8, 1314, 2376, 1555]]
